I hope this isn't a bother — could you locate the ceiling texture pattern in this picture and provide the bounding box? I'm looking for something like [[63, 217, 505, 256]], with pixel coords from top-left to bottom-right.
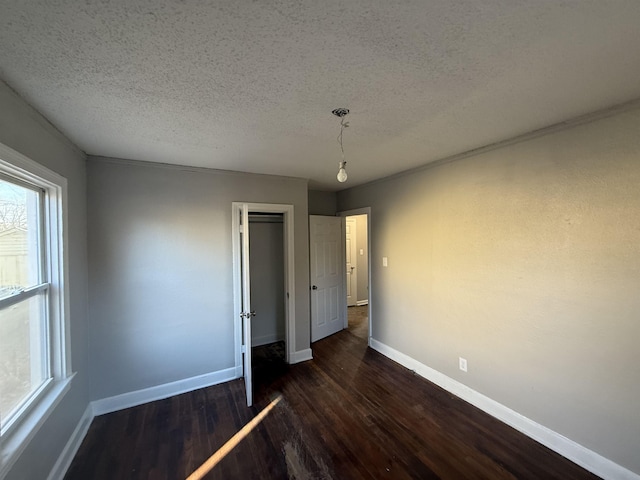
[[1, 0, 640, 190]]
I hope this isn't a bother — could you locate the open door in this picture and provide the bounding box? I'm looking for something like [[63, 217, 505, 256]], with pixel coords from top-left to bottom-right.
[[240, 204, 254, 406], [234, 202, 295, 406]]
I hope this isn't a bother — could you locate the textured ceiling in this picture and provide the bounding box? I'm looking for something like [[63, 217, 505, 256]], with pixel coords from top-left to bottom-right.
[[2, 1, 640, 190]]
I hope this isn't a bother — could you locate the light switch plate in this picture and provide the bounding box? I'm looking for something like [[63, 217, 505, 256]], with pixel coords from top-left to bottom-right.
[[459, 357, 468, 372], [382, 257, 388, 267]]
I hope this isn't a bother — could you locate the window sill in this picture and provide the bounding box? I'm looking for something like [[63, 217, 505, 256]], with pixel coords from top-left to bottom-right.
[[0, 372, 76, 479]]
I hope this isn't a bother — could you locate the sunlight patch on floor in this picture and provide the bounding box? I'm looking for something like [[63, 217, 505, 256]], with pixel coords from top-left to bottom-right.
[[185, 394, 282, 480]]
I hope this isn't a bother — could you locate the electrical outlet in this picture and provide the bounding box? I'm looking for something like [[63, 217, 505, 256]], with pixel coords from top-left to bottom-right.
[[382, 256, 388, 267], [459, 357, 468, 372]]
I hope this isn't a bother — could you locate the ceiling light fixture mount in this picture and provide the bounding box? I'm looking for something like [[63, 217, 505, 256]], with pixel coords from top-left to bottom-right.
[[332, 108, 349, 118], [332, 108, 350, 183]]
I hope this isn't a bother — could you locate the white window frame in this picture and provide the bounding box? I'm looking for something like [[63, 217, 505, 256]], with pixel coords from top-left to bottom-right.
[[0, 143, 74, 479]]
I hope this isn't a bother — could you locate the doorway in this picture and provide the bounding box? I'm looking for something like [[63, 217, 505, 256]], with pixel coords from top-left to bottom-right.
[[232, 203, 295, 406], [248, 213, 288, 394], [339, 208, 371, 344]]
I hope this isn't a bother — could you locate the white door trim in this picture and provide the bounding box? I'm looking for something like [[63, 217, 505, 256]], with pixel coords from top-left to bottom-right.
[[345, 217, 358, 307], [338, 207, 372, 344], [240, 205, 253, 406], [232, 203, 296, 370]]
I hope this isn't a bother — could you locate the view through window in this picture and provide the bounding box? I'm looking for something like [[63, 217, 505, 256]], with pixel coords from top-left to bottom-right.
[[0, 176, 49, 430]]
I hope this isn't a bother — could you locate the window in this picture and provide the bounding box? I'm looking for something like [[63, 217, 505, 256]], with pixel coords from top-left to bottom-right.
[[0, 143, 72, 476], [0, 175, 48, 431]]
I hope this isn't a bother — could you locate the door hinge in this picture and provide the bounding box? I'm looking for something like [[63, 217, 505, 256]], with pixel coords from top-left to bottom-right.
[[239, 225, 244, 233], [241, 345, 246, 354]]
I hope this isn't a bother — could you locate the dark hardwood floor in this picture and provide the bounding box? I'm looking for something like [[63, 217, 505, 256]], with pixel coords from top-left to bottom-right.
[[347, 305, 369, 339], [65, 308, 600, 479]]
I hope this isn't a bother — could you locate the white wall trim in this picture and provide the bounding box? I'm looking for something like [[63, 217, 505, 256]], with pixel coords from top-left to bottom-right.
[[47, 403, 94, 480], [92, 367, 238, 416], [48, 366, 240, 479], [369, 338, 639, 480], [0, 142, 76, 480], [0, 376, 74, 479], [338, 207, 372, 340], [289, 349, 313, 364], [355, 300, 369, 306], [252, 332, 286, 347], [232, 202, 296, 368]]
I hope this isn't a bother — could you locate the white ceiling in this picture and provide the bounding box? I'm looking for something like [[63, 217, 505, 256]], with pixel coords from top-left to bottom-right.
[[2, 1, 640, 190]]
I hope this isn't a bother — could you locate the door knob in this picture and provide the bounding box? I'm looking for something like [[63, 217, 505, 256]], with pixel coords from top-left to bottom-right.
[[312, 285, 318, 290]]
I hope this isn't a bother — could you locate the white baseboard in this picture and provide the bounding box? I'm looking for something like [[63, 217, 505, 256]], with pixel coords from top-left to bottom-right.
[[369, 338, 639, 480], [47, 403, 94, 480], [356, 300, 369, 306], [92, 367, 239, 416], [252, 332, 285, 347], [289, 349, 313, 364], [47, 367, 240, 479]]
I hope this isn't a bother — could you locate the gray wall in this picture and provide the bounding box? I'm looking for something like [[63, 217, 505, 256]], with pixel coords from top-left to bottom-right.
[[337, 107, 640, 474], [308, 189, 337, 215], [249, 218, 285, 346], [0, 81, 89, 479], [88, 158, 310, 400]]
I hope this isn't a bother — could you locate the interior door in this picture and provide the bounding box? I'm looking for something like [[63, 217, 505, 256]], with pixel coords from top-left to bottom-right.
[[240, 204, 254, 406], [346, 217, 357, 307], [310, 215, 344, 342]]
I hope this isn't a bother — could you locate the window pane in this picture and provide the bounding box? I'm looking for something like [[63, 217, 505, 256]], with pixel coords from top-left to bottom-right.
[[0, 178, 41, 299], [0, 294, 47, 428]]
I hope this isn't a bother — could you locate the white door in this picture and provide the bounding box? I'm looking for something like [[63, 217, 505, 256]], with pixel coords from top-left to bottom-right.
[[240, 205, 254, 406], [346, 217, 357, 307], [310, 215, 344, 342]]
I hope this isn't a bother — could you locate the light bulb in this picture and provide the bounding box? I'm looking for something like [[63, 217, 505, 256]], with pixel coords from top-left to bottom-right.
[[337, 166, 348, 183]]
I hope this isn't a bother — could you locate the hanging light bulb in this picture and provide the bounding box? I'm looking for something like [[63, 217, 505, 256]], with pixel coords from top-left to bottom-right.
[[337, 161, 348, 183], [332, 108, 350, 183]]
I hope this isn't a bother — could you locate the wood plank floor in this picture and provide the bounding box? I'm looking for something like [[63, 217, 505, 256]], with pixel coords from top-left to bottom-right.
[[65, 308, 601, 479]]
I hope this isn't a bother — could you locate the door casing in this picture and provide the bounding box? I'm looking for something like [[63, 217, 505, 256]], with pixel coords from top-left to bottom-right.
[[346, 217, 358, 307], [232, 203, 296, 375], [338, 207, 372, 344]]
